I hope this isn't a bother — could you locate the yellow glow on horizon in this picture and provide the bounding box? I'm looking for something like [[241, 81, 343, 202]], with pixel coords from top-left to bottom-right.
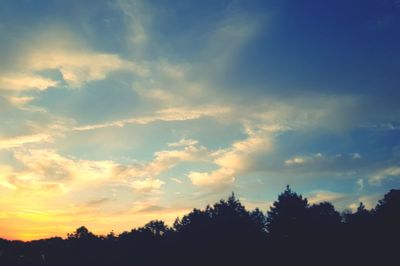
[[0, 204, 191, 241]]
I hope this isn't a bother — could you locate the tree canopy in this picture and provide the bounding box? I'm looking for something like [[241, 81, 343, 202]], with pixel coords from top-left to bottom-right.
[[0, 187, 399, 266]]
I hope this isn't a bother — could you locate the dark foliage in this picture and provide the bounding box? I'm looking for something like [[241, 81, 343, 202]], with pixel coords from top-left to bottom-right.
[[1, 187, 399, 266]]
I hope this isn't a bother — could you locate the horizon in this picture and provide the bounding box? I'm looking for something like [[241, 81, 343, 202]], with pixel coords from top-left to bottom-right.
[[0, 186, 397, 242], [0, 0, 399, 241]]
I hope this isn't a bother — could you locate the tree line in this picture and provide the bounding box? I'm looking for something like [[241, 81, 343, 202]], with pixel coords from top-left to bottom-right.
[[0, 186, 399, 266]]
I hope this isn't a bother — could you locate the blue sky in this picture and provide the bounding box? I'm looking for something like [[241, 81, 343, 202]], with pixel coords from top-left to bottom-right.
[[0, 0, 399, 240]]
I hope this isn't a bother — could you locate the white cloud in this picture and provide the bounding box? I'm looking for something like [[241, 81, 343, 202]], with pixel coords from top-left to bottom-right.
[[131, 178, 164, 193], [284, 152, 362, 172], [188, 168, 235, 187], [285, 153, 324, 166], [145, 145, 208, 176], [26, 49, 147, 87], [0, 134, 53, 149], [187, 122, 274, 187], [0, 26, 148, 93], [73, 106, 230, 131], [0, 74, 58, 91], [356, 178, 364, 190], [285, 157, 306, 165], [13, 149, 118, 185], [0, 142, 209, 197], [214, 122, 274, 171], [168, 138, 199, 148]]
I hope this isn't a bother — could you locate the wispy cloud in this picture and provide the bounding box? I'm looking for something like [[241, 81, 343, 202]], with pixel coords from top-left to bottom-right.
[[0, 73, 58, 91], [285, 153, 324, 166], [0, 26, 148, 92], [307, 190, 347, 205], [168, 138, 199, 148], [369, 166, 400, 185], [0, 134, 53, 149], [116, 0, 149, 47], [187, 122, 274, 187], [73, 106, 230, 131], [26, 49, 148, 87]]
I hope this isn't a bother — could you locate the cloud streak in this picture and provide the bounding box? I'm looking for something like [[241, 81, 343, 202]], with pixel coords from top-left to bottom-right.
[[73, 106, 230, 131], [0, 134, 54, 149]]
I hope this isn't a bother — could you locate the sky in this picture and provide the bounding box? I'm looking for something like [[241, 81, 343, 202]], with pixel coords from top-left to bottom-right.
[[0, 0, 399, 241]]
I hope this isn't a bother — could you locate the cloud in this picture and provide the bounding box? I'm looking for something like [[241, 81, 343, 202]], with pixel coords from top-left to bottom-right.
[[307, 190, 346, 205], [240, 198, 273, 212], [0, 26, 148, 92], [348, 194, 383, 211], [285, 153, 324, 166], [283, 152, 365, 175], [168, 138, 199, 147], [0, 134, 53, 149], [351, 153, 362, 159], [26, 49, 147, 88], [369, 166, 400, 185], [12, 149, 118, 186], [73, 106, 230, 131], [136, 205, 166, 213], [117, 0, 149, 46], [0, 73, 58, 91], [204, 9, 261, 71], [0, 139, 209, 196], [188, 168, 235, 187], [187, 122, 274, 187], [146, 144, 208, 176], [170, 178, 183, 184], [356, 178, 364, 190], [7, 96, 35, 106], [219, 120, 276, 167], [86, 197, 110, 206], [131, 178, 165, 193], [180, 96, 376, 187]]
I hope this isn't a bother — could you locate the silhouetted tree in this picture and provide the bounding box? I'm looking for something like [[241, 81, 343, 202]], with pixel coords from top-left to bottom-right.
[[307, 202, 342, 265], [371, 189, 400, 264], [374, 189, 400, 227], [266, 185, 309, 238], [67, 226, 96, 240], [266, 185, 310, 265], [139, 220, 170, 237], [1, 187, 399, 266], [250, 208, 267, 232]]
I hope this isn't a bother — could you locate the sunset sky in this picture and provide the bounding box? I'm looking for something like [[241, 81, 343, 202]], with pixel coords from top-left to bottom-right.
[[0, 0, 399, 240]]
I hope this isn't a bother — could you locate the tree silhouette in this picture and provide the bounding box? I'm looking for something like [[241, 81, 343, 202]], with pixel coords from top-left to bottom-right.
[[372, 189, 400, 264], [67, 226, 96, 240], [307, 202, 342, 265], [249, 208, 267, 232], [374, 189, 400, 226], [139, 220, 170, 237], [266, 185, 310, 265], [266, 185, 309, 238], [1, 187, 399, 266]]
